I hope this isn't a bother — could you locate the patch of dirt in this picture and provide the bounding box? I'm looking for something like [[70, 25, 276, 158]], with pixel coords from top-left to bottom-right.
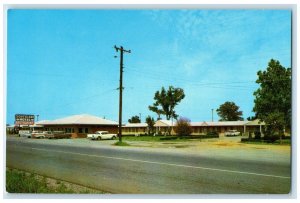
[[252, 147, 266, 150], [213, 142, 236, 147], [174, 145, 189, 148]]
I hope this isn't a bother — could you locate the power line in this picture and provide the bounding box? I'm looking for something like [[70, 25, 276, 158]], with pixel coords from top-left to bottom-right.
[[37, 88, 117, 114]]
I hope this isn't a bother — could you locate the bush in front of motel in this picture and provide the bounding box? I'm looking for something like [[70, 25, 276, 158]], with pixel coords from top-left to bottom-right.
[[160, 136, 179, 141], [174, 117, 192, 137], [254, 131, 262, 139]]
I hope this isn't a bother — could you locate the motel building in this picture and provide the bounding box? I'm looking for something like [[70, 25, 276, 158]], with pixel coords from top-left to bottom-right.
[[40, 114, 118, 138], [154, 119, 266, 136], [11, 113, 267, 138], [122, 123, 148, 135]]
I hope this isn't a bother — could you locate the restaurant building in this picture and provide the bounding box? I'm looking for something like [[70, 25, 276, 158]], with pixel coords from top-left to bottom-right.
[[41, 114, 118, 138]]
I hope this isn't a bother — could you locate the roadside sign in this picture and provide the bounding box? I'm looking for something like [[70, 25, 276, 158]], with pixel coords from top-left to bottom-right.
[[15, 114, 35, 125]]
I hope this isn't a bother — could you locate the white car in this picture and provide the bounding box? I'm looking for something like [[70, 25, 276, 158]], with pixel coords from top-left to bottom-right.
[[18, 130, 32, 138], [87, 131, 117, 140], [225, 130, 241, 136]]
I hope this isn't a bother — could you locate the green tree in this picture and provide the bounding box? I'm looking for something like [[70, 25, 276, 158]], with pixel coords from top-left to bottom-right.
[[128, 115, 141, 123], [174, 117, 192, 137], [148, 86, 185, 120], [247, 115, 257, 121], [216, 101, 243, 121], [253, 59, 291, 141], [145, 116, 155, 135]]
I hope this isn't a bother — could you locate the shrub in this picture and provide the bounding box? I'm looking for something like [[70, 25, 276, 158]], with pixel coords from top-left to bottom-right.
[[160, 137, 178, 140], [263, 135, 280, 143], [174, 117, 192, 137], [179, 134, 219, 139], [241, 138, 249, 142], [206, 131, 219, 137], [254, 131, 261, 140], [113, 141, 130, 146]]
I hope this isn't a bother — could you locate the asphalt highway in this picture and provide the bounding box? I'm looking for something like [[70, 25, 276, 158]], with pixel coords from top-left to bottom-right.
[[6, 137, 291, 194]]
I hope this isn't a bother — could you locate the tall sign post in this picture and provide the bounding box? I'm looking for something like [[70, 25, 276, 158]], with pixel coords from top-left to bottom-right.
[[15, 114, 35, 125]]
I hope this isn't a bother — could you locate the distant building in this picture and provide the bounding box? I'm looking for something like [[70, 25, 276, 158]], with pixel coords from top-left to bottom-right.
[[122, 123, 148, 135], [154, 120, 175, 135], [153, 119, 265, 136]]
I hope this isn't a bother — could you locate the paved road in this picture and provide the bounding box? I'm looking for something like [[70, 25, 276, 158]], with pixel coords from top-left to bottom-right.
[[6, 137, 291, 194]]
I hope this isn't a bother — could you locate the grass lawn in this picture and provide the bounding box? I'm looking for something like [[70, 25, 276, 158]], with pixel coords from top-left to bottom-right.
[[121, 135, 216, 142], [6, 168, 104, 193]]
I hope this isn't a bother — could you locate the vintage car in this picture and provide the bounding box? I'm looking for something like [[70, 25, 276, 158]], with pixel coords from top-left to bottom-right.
[[18, 130, 32, 138], [45, 131, 71, 139], [87, 131, 117, 140], [31, 131, 46, 139], [224, 130, 241, 136]]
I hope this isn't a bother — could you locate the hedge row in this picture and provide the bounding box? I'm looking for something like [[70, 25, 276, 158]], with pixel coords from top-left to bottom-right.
[[160, 137, 178, 140], [179, 135, 219, 139], [225, 134, 241, 137], [242, 135, 291, 143]]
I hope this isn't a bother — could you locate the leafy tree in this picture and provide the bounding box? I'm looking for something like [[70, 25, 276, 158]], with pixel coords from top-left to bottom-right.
[[174, 117, 192, 137], [145, 116, 155, 134], [263, 112, 285, 140], [247, 115, 257, 121], [216, 101, 244, 121], [128, 115, 141, 123], [148, 86, 185, 120], [253, 59, 291, 141]]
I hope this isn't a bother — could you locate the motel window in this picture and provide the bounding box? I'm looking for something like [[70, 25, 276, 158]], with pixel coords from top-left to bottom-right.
[[78, 128, 83, 133], [65, 128, 72, 133], [85, 128, 88, 133], [72, 128, 74, 133]]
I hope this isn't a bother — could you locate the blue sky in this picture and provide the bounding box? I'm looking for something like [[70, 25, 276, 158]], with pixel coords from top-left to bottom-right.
[[7, 9, 291, 124]]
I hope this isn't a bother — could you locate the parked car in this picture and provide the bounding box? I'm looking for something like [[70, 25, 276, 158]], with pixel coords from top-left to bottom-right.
[[31, 131, 46, 139], [18, 130, 31, 138], [87, 131, 117, 140], [225, 130, 241, 136], [45, 131, 71, 139]]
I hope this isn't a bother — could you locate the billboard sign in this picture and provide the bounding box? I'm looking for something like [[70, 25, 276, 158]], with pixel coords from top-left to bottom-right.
[[15, 114, 35, 125]]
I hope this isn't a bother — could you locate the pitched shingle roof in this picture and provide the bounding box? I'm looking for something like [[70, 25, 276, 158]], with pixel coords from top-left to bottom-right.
[[124, 123, 148, 127], [155, 120, 263, 127], [200, 121, 249, 126], [245, 119, 265, 126], [42, 114, 118, 125], [154, 120, 174, 127]]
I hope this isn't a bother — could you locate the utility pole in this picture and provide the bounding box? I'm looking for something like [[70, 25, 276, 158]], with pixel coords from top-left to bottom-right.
[[211, 109, 214, 122], [139, 113, 141, 122], [114, 45, 131, 142]]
